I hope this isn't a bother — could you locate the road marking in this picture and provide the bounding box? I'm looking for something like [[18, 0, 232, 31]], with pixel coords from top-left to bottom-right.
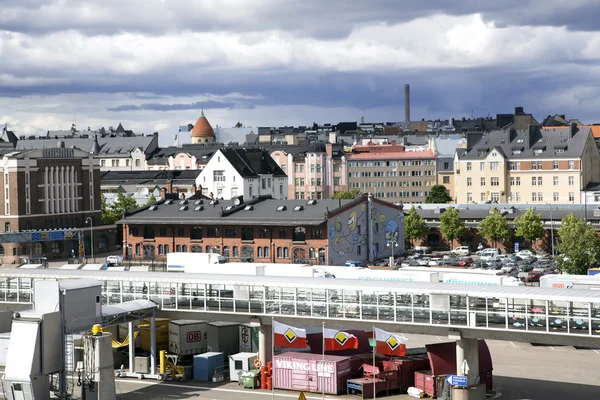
[[549, 346, 555, 351], [593, 349, 600, 355], [114, 379, 337, 399], [436, 335, 442, 341], [509, 341, 517, 347]]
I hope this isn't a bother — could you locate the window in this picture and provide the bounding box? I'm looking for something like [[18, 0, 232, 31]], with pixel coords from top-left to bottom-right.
[[206, 228, 218, 237], [191, 245, 202, 253], [4, 222, 9, 232], [135, 244, 141, 255], [466, 162, 472, 171], [553, 176, 558, 186], [480, 162, 485, 171], [467, 177, 472, 186], [143, 226, 155, 239], [205, 245, 211, 253], [510, 177, 514, 186], [516, 192, 521, 201], [242, 227, 254, 241], [568, 176, 574, 186], [357, 245, 362, 256], [569, 192, 575, 202], [191, 226, 202, 240], [224, 228, 236, 237], [532, 192, 537, 202], [568, 161, 574, 170], [182, 245, 187, 252], [277, 247, 282, 258], [553, 192, 559, 201], [532, 161, 537, 170], [490, 162, 499, 171], [175, 245, 181, 252], [278, 229, 287, 239], [480, 177, 485, 186], [135, 159, 140, 167], [213, 170, 225, 182], [553, 161, 558, 170], [538, 177, 542, 185], [515, 177, 520, 186], [333, 177, 340, 186], [233, 246, 239, 258], [292, 226, 307, 242], [263, 246, 269, 258], [509, 192, 514, 201], [532, 177, 537, 186], [480, 193, 486, 202], [538, 192, 543, 201], [491, 177, 499, 186], [262, 178, 266, 190], [249, 186, 253, 197], [284, 247, 289, 258], [258, 228, 268, 238], [467, 192, 472, 202], [516, 162, 521, 170], [177, 228, 185, 237], [310, 229, 323, 239], [491, 192, 499, 202], [223, 246, 230, 257]]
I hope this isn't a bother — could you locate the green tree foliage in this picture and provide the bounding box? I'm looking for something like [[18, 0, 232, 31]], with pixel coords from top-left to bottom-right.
[[439, 207, 466, 249], [514, 208, 546, 247], [332, 189, 361, 199], [101, 192, 138, 225], [556, 213, 599, 274], [425, 185, 452, 204], [478, 208, 511, 248], [144, 194, 157, 206], [404, 206, 429, 246]]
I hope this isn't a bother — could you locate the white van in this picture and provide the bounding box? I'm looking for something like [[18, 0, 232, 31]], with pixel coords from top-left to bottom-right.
[[479, 248, 500, 262]]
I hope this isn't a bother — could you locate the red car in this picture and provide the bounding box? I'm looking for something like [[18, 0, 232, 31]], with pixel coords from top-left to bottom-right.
[[457, 257, 473, 267], [525, 271, 542, 283]]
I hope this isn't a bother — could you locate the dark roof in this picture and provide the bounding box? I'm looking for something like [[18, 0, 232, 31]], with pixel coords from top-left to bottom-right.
[[120, 197, 355, 226], [459, 126, 590, 160], [101, 170, 199, 186], [218, 148, 286, 178]]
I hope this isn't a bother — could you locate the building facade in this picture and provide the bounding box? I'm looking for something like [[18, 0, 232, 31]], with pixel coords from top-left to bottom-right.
[[347, 141, 437, 203], [454, 126, 600, 204], [120, 195, 404, 266], [0, 147, 113, 264]]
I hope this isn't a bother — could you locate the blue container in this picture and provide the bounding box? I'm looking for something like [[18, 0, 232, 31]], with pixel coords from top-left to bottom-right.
[[193, 352, 225, 381]]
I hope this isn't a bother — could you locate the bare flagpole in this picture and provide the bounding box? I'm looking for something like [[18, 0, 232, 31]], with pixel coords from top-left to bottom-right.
[[271, 317, 275, 399], [322, 321, 325, 400], [373, 325, 376, 399]]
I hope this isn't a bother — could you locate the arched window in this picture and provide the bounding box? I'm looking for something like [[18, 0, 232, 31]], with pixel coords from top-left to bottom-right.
[[223, 246, 230, 257], [143, 244, 155, 260], [176, 245, 181, 252], [135, 244, 141, 255], [257, 247, 263, 258], [191, 226, 203, 240], [191, 245, 202, 253], [233, 246, 239, 258], [318, 248, 326, 263], [158, 245, 163, 255], [241, 246, 253, 261], [164, 245, 169, 254], [277, 247, 282, 258], [293, 227, 306, 242], [0, 244, 4, 258], [283, 247, 289, 258], [213, 246, 220, 254], [264, 246, 269, 258], [182, 245, 187, 252], [309, 248, 315, 259], [206, 245, 211, 253]]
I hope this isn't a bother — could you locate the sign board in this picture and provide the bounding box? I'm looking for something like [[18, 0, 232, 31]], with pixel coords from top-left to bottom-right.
[[298, 393, 307, 400], [446, 375, 467, 387], [514, 242, 519, 252]]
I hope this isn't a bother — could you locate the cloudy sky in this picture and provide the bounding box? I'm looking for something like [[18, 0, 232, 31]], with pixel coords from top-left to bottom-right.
[[2, 0, 600, 145]]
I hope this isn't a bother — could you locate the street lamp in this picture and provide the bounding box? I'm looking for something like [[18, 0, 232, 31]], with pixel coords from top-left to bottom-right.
[[387, 240, 398, 268], [85, 217, 94, 263]]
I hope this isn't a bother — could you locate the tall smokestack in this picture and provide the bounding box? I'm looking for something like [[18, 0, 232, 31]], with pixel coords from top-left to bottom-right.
[[404, 84, 410, 123]]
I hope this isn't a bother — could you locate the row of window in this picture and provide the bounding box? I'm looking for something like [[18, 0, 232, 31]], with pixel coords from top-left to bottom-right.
[[466, 175, 577, 187], [348, 160, 436, 168], [292, 164, 341, 173], [134, 243, 325, 260], [100, 159, 141, 168], [372, 191, 429, 198], [139, 226, 323, 241], [467, 160, 576, 171], [465, 192, 577, 203]]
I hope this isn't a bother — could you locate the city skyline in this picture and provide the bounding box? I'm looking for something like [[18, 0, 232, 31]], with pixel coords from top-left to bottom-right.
[[2, 1, 600, 142]]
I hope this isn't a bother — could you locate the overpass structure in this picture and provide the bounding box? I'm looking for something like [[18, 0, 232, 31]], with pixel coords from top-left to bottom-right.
[[0, 268, 599, 395]]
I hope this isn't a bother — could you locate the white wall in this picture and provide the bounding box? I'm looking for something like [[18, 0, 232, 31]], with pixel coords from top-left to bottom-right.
[[196, 149, 243, 200]]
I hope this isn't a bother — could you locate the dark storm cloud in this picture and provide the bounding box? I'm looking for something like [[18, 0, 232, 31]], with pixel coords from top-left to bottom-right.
[[107, 100, 249, 112]]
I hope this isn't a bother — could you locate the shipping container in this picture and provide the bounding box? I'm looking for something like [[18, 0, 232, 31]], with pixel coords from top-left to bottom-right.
[[207, 322, 239, 357], [193, 352, 225, 381], [273, 352, 352, 395], [168, 320, 208, 356], [139, 318, 171, 352], [540, 274, 600, 290], [229, 352, 258, 382], [0, 332, 10, 366], [239, 323, 259, 353], [414, 370, 446, 398], [443, 273, 524, 287]]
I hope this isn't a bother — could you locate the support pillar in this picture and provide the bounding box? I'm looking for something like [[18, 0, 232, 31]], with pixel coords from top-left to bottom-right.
[[258, 322, 272, 364], [128, 321, 135, 373], [150, 313, 156, 375], [456, 338, 480, 386]]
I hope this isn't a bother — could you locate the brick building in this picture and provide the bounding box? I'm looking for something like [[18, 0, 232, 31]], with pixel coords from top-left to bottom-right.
[[0, 147, 114, 264], [120, 194, 404, 266]]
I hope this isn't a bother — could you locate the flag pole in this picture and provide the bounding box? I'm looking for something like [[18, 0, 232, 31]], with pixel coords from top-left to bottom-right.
[[373, 325, 376, 399], [271, 317, 275, 400], [321, 321, 325, 400]]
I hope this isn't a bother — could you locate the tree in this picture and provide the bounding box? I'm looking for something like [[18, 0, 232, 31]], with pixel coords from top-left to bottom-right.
[[425, 185, 452, 204], [514, 208, 545, 248], [235, 121, 243, 128], [439, 207, 466, 249], [478, 208, 511, 248], [144, 194, 157, 207], [101, 192, 138, 225], [404, 206, 429, 247], [556, 213, 599, 274], [332, 189, 361, 199]]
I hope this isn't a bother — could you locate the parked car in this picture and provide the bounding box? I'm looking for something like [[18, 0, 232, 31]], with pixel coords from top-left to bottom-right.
[[525, 271, 542, 283], [106, 255, 122, 264], [515, 250, 536, 259], [451, 246, 471, 256], [457, 257, 473, 267]]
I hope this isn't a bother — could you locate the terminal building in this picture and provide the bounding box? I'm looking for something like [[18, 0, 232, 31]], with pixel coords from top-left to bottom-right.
[[120, 194, 404, 266]]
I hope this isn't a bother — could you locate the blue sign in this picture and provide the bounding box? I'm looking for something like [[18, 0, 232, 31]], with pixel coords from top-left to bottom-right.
[[447, 375, 467, 387], [30, 230, 68, 242], [514, 242, 519, 252]]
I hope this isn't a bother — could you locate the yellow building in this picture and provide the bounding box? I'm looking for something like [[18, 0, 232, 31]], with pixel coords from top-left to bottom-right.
[[454, 125, 600, 204]]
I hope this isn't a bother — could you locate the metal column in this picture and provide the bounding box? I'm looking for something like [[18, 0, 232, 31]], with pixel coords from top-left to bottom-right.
[[258, 321, 272, 364], [150, 312, 156, 375], [128, 321, 135, 373]]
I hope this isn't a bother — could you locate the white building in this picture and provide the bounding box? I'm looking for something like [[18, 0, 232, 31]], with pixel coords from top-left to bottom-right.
[[195, 148, 288, 200]]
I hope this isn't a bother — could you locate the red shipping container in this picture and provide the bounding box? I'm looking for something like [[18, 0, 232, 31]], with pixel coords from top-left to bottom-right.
[[273, 352, 352, 395], [414, 370, 446, 398]]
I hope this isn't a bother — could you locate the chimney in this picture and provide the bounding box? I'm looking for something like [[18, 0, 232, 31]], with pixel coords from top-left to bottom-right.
[[160, 187, 167, 200], [167, 179, 173, 194], [404, 84, 411, 123], [570, 122, 578, 137]]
